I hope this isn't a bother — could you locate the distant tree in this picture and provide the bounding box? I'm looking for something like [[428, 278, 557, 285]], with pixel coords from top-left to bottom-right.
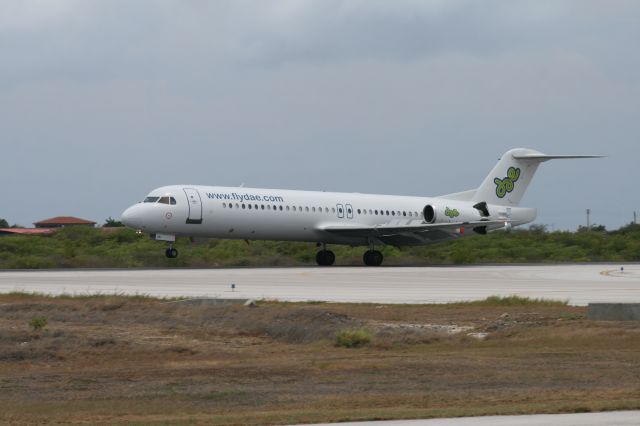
[[0, 218, 8, 228], [610, 222, 640, 235], [528, 224, 548, 234], [103, 217, 124, 228], [577, 224, 606, 232]]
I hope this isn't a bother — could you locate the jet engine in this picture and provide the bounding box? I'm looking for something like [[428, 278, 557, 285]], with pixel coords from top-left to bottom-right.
[[422, 203, 483, 224]]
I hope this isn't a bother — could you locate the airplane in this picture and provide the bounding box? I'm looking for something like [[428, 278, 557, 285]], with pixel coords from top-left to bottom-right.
[[120, 148, 602, 266]]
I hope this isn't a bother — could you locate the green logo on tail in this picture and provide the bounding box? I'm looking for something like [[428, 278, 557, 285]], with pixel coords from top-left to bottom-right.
[[494, 167, 521, 198], [444, 207, 460, 218]]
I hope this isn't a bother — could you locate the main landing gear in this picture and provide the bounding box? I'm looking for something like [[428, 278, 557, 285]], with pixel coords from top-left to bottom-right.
[[316, 245, 336, 266], [165, 245, 178, 259], [363, 250, 383, 266], [315, 243, 383, 266]]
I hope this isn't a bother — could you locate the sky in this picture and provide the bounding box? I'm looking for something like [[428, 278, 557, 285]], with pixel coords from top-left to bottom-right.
[[1, 0, 639, 230]]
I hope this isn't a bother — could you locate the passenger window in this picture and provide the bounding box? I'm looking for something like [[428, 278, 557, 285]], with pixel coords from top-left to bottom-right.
[[222, 203, 227, 208], [229, 203, 233, 209], [403, 211, 406, 216], [286, 206, 290, 211], [305, 207, 309, 212], [331, 208, 335, 213], [279, 205, 283, 211], [248, 204, 252, 209], [242, 204, 246, 209], [261, 204, 265, 210], [392, 211, 395, 216], [375, 210, 378, 215], [357, 209, 361, 214], [143, 196, 159, 203]]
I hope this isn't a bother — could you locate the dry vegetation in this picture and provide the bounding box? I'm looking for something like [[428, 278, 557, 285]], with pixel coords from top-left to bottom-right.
[[0, 294, 639, 425]]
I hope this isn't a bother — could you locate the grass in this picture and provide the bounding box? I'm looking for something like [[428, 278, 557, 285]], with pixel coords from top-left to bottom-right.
[[1, 223, 640, 268], [0, 294, 638, 424], [457, 295, 569, 307], [335, 328, 373, 348], [1, 291, 183, 303]]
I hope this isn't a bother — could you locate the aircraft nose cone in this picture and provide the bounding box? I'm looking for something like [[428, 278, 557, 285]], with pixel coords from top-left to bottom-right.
[[121, 205, 142, 229]]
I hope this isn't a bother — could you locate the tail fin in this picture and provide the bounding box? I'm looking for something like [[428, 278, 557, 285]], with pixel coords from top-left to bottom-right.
[[472, 148, 604, 206]]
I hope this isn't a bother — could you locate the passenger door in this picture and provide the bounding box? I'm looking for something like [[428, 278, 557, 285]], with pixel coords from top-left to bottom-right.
[[346, 204, 354, 219], [183, 188, 203, 224]]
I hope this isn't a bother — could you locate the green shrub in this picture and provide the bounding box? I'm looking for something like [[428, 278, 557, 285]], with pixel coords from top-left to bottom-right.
[[29, 316, 48, 332], [335, 328, 372, 348]]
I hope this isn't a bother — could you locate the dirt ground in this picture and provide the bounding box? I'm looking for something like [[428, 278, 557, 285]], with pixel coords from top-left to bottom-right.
[[0, 295, 639, 425]]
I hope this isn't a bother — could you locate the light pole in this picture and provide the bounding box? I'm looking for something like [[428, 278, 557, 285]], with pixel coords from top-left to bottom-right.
[[586, 209, 590, 230]]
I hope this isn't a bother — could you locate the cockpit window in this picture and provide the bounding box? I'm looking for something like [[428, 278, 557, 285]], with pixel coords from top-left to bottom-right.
[[143, 196, 159, 203], [158, 196, 178, 205]]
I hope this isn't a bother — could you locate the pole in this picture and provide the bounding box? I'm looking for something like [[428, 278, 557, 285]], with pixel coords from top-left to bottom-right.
[[634, 211, 637, 225], [586, 209, 590, 230]]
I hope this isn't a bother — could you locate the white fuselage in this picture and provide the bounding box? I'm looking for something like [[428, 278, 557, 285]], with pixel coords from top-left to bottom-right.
[[121, 185, 536, 246]]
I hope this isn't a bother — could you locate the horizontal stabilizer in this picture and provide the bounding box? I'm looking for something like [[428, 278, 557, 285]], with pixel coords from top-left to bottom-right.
[[512, 154, 605, 162]]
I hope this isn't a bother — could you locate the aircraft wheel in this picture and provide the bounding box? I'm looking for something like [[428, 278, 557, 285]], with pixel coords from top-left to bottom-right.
[[316, 250, 335, 266], [325, 250, 335, 266], [363, 250, 383, 266], [166, 248, 178, 258]]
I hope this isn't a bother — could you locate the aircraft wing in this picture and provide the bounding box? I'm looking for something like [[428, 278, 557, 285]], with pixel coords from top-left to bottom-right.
[[320, 220, 507, 241]]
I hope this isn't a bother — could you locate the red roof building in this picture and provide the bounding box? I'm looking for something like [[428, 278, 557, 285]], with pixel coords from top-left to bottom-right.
[[34, 216, 96, 228]]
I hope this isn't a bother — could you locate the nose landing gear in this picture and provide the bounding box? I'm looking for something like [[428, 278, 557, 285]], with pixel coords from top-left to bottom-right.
[[165, 246, 178, 259]]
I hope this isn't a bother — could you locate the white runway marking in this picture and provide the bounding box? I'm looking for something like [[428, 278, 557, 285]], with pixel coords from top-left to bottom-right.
[[0, 265, 639, 305]]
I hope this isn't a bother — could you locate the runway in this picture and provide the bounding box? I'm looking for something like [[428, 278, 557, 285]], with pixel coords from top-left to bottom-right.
[[0, 264, 639, 305], [290, 410, 640, 426]]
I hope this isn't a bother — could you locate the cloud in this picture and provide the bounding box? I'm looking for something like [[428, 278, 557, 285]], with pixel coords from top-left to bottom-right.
[[0, 1, 638, 228]]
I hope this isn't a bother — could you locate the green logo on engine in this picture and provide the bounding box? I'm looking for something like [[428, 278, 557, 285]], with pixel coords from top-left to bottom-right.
[[445, 207, 460, 218], [494, 167, 521, 198]]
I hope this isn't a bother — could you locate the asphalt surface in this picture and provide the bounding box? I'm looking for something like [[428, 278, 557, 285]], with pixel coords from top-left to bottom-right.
[[0, 264, 638, 305], [289, 411, 640, 426]]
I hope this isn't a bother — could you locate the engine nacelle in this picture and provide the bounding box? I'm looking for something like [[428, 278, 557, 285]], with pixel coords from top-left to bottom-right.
[[422, 203, 482, 224]]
